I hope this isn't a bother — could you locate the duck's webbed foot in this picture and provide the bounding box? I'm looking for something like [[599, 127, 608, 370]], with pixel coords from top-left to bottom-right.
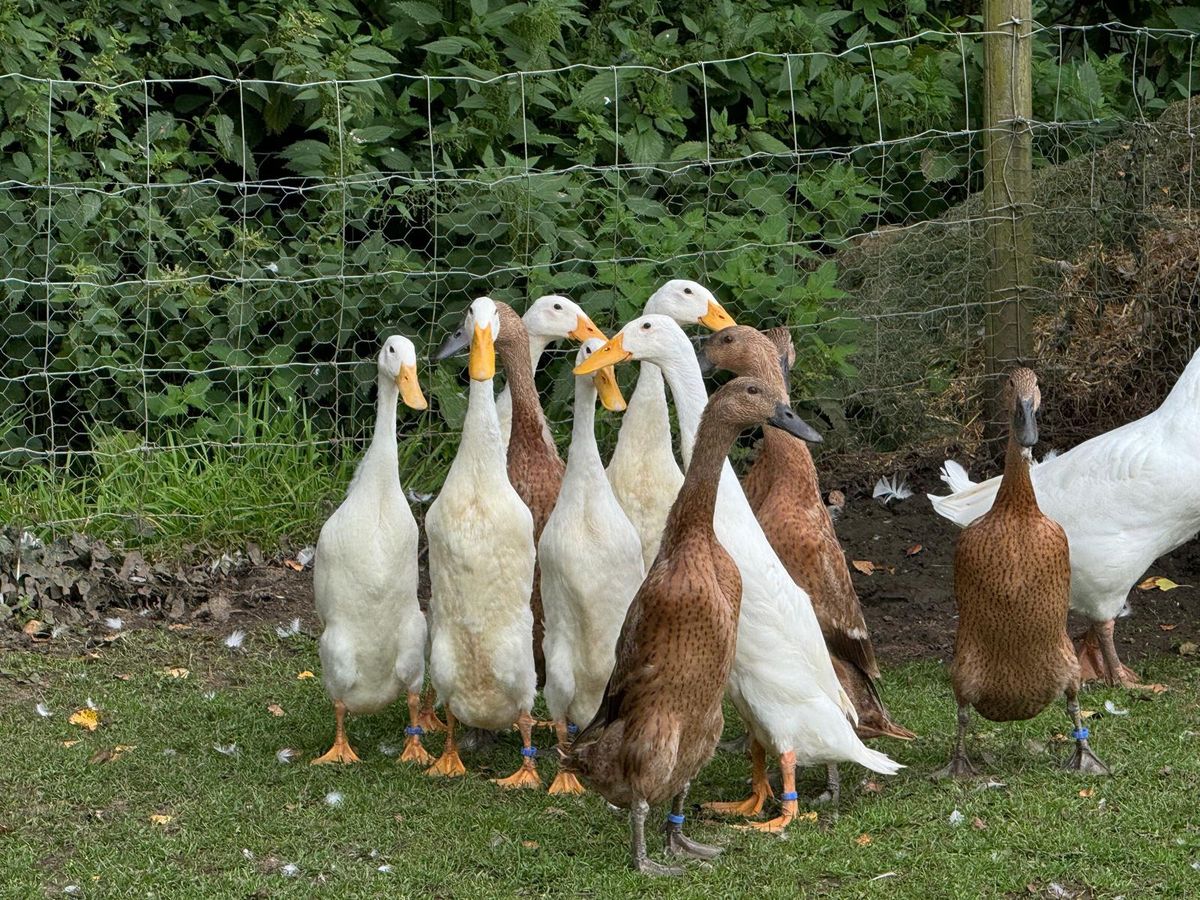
[[932, 751, 980, 780], [1063, 700, 1111, 775], [311, 700, 360, 765], [630, 799, 684, 877], [702, 738, 772, 817], [812, 763, 840, 807], [664, 819, 722, 860]]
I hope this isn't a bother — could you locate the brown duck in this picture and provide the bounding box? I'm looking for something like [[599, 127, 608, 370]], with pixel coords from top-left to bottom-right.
[[699, 325, 914, 810], [936, 368, 1108, 778], [564, 376, 821, 876], [437, 300, 572, 687]]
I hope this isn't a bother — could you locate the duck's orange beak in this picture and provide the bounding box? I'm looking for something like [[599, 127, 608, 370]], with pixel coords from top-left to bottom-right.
[[395, 362, 428, 410], [469, 323, 495, 381], [574, 332, 630, 376], [699, 299, 736, 331], [568, 314, 604, 343], [593, 364, 626, 412]]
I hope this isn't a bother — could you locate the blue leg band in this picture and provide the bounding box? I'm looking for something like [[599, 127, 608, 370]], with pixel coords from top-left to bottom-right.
[[666, 813, 685, 825], [567, 723, 579, 735], [780, 791, 799, 802], [405, 725, 424, 736], [521, 746, 538, 758], [1072, 727, 1089, 741]]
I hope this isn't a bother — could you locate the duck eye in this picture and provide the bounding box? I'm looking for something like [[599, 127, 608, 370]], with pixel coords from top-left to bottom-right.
[[554, 303, 562, 311], [683, 287, 693, 295], [747, 386, 759, 395], [388, 347, 395, 353], [641, 322, 652, 330], [723, 334, 733, 343]]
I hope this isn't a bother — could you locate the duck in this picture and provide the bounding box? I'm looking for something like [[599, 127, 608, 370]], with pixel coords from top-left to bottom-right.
[[539, 338, 644, 796], [936, 368, 1108, 778], [564, 376, 819, 876], [928, 348, 1200, 688], [312, 335, 432, 766], [424, 297, 541, 788], [579, 317, 902, 833], [436, 299, 576, 688], [607, 279, 736, 570], [699, 325, 915, 802], [495, 294, 604, 449]]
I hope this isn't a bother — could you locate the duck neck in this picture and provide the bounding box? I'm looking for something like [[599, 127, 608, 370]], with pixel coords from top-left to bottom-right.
[[461, 377, 503, 465], [363, 373, 399, 469], [995, 436, 1038, 512], [498, 331, 549, 450], [568, 377, 602, 470], [759, 415, 823, 506], [527, 334, 553, 372], [654, 360, 708, 468], [660, 412, 737, 553]]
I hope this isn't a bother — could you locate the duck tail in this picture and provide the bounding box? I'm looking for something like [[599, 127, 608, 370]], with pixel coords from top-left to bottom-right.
[[852, 743, 905, 776], [939, 459, 974, 492]]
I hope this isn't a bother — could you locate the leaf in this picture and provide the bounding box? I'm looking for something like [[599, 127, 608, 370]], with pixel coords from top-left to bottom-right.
[[796, 811, 818, 823], [149, 814, 173, 825], [69, 708, 100, 731], [421, 37, 474, 56], [398, 1, 442, 25], [855, 833, 873, 846], [284, 559, 304, 572], [297, 671, 315, 680], [163, 667, 189, 679], [267, 703, 284, 717], [905, 544, 923, 557], [1159, 623, 1177, 631], [1078, 787, 1094, 798], [62, 740, 79, 748], [1139, 576, 1184, 591], [851, 560, 876, 576], [521, 840, 539, 849], [1179, 642, 1197, 658], [22, 619, 45, 636], [747, 131, 791, 155]]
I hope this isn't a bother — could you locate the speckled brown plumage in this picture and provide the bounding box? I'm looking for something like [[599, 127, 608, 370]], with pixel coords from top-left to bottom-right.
[[494, 302, 565, 687], [566, 378, 793, 873], [939, 368, 1108, 777], [701, 325, 913, 741]]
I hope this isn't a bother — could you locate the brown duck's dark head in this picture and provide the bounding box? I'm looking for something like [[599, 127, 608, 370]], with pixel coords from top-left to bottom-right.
[[698, 325, 794, 393], [1006, 367, 1041, 448], [705, 376, 821, 443]]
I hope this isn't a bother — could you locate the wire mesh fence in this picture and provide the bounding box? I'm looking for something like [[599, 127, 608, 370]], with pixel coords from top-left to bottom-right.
[[1, 21, 1198, 533]]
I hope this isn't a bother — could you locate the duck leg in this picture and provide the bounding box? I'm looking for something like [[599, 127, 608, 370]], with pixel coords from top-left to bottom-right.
[[932, 702, 979, 779], [664, 782, 723, 858], [311, 699, 361, 765], [1062, 694, 1110, 775], [416, 686, 446, 733], [814, 762, 840, 807], [1095, 620, 1143, 688], [425, 708, 467, 777], [492, 711, 542, 789], [744, 751, 799, 832], [399, 692, 434, 765], [547, 720, 585, 796], [702, 737, 773, 817], [630, 798, 683, 877]]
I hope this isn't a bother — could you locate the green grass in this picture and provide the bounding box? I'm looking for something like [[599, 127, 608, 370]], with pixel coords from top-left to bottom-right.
[[1, 630, 1198, 899], [0, 391, 455, 559]]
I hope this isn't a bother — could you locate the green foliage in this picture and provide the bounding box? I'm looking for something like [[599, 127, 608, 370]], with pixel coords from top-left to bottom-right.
[[0, 1, 1195, 526]]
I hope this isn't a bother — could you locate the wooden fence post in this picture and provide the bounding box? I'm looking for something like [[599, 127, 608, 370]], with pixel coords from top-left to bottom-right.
[[982, 0, 1034, 440]]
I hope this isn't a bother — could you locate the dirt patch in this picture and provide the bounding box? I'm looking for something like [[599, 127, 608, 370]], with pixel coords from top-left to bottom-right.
[[4, 472, 1198, 669]]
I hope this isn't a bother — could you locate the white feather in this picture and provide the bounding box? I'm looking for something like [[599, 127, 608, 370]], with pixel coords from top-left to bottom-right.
[[873, 474, 913, 504], [224, 629, 245, 649]]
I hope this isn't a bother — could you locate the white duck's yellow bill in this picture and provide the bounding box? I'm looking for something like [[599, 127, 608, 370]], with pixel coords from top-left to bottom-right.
[[699, 299, 736, 331], [395, 363, 428, 410], [574, 332, 630, 375], [594, 365, 627, 412], [469, 323, 495, 380], [568, 314, 605, 343]]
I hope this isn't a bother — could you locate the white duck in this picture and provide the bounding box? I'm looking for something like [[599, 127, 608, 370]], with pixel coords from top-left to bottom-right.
[[495, 294, 604, 449], [539, 337, 644, 796], [928, 349, 1200, 687], [579, 317, 902, 831], [312, 334, 431, 766], [607, 280, 735, 569], [424, 297, 542, 788]]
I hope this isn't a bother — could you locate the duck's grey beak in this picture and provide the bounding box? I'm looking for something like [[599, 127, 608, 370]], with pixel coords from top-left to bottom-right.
[[696, 341, 715, 376], [433, 325, 469, 361], [767, 402, 821, 443], [1014, 397, 1038, 448]]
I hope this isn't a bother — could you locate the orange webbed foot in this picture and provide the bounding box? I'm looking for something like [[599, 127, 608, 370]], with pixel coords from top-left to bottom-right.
[[547, 770, 585, 796], [310, 738, 361, 765], [425, 748, 466, 778], [399, 731, 434, 766], [492, 759, 542, 790], [702, 787, 771, 818]]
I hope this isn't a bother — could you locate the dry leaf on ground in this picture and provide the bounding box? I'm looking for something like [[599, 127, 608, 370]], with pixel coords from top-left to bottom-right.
[[69, 708, 100, 731], [296, 671, 315, 680], [852, 560, 876, 576], [148, 814, 173, 826], [163, 667, 189, 679], [855, 833, 873, 846], [266, 703, 284, 717]]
